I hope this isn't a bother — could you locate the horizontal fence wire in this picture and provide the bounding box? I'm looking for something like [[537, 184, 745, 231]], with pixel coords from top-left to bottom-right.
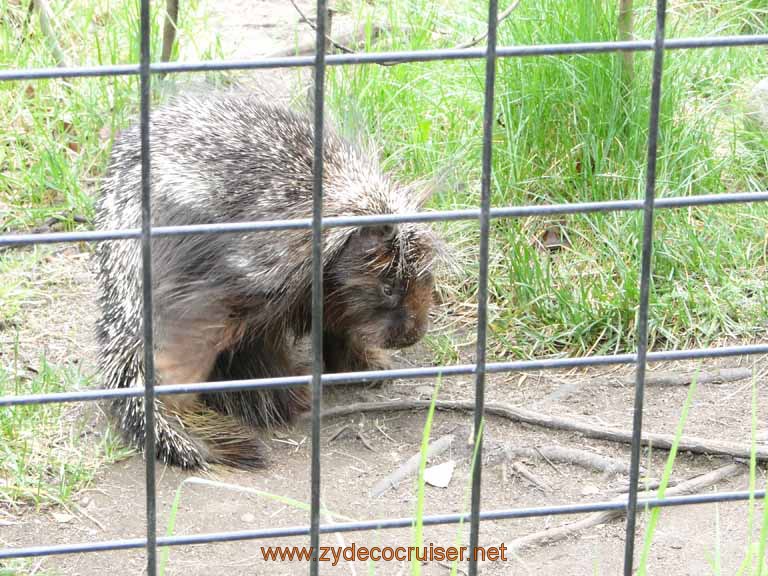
[[1, 35, 768, 81], [3, 190, 768, 247], [3, 343, 768, 407], [2, 0, 768, 569], [1, 488, 765, 561]]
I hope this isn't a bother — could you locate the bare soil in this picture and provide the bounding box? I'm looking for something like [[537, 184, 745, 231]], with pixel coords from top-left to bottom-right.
[[2, 2, 768, 575]]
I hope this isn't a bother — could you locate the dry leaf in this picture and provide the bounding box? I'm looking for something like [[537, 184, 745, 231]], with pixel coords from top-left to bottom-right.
[[424, 460, 456, 488], [11, 109, 34, 132], [98, 125, 113, 141], [537, 222, 571, 252]]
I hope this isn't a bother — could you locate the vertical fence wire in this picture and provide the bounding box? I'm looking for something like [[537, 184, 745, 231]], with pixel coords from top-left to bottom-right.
[[309, 0, 328, 574], [138, 0, 158, 574], [467, 0, 499, 573], [623, 0, 667, 573]]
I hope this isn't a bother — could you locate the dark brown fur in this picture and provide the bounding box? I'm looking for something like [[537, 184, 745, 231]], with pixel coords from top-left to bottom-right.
[[95, 95, 440, 470]]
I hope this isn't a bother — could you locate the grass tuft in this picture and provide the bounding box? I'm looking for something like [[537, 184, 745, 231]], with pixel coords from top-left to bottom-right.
[[327, 0, 768, 359], [0, 0, 221, 231]]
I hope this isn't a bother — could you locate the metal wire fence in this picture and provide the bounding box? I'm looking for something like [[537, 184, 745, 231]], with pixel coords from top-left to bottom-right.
[[1, 1, 768, 575]]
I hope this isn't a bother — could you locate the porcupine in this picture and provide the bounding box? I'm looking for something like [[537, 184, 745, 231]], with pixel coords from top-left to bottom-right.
[[94, 93, 441, 470]]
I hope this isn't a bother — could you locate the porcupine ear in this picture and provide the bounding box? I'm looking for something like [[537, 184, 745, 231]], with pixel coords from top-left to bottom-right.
[[355, 223, 398, 252]]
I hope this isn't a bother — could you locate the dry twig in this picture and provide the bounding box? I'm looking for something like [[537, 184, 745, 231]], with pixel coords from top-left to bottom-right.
[[510, 461, 551, 492], [455, 0, 521, 49], [283, 0, 522, 62], [611, 478, 678, 494], [73, 501, 105, 532], [327, 423, 352, 443], [287, 0, 354, 54], [506, 463, 744, 554], [356, 430, 376, 452]]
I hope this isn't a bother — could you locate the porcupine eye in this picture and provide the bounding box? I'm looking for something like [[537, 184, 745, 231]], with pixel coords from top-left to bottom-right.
[[379, 281, 398, 308]]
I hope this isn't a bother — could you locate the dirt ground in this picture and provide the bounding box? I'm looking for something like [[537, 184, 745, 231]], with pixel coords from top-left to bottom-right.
[[2, 1, 768, 575]]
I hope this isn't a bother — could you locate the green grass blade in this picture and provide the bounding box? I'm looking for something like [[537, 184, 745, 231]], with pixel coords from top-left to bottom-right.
[[158, 482, 185, 576], [637, 371, 700, 574], [411, 376, 441, 576]]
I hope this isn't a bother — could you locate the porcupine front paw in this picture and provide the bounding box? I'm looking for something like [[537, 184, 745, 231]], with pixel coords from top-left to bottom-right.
[[323, 332, 392, 388]]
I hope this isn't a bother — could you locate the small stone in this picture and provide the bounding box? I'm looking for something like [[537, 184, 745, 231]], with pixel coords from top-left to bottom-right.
[[240, 512, 256, 523], [747, 77, 768, 129]]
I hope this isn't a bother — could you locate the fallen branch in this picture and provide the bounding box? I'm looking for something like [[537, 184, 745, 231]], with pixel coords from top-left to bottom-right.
[[506, 463, 744, 554], [317, 399, 768, 461], [370, 434, 454, 497], [504, 446, 631, 475], [620, 367, 752, 387]]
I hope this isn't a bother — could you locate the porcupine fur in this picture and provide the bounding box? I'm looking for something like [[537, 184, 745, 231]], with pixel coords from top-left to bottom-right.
[[94, 93, 441, 470]]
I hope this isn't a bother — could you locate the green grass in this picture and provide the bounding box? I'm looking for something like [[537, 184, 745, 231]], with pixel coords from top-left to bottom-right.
[[0, 0, 221, 231], [0, 249, 45, 328], [0, 558, 61, 576], [447, 411, 484, 576], [735, 375, 768, 576], [327, 0, 768, 360], [0, 350, 130, 507], [0, 559, 58, 576], [1, 0, 767, 566], [423, 332, 462, 365]]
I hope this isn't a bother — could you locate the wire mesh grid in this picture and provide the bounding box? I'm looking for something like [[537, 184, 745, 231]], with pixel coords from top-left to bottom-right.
[[1, 1, 768, 575]]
